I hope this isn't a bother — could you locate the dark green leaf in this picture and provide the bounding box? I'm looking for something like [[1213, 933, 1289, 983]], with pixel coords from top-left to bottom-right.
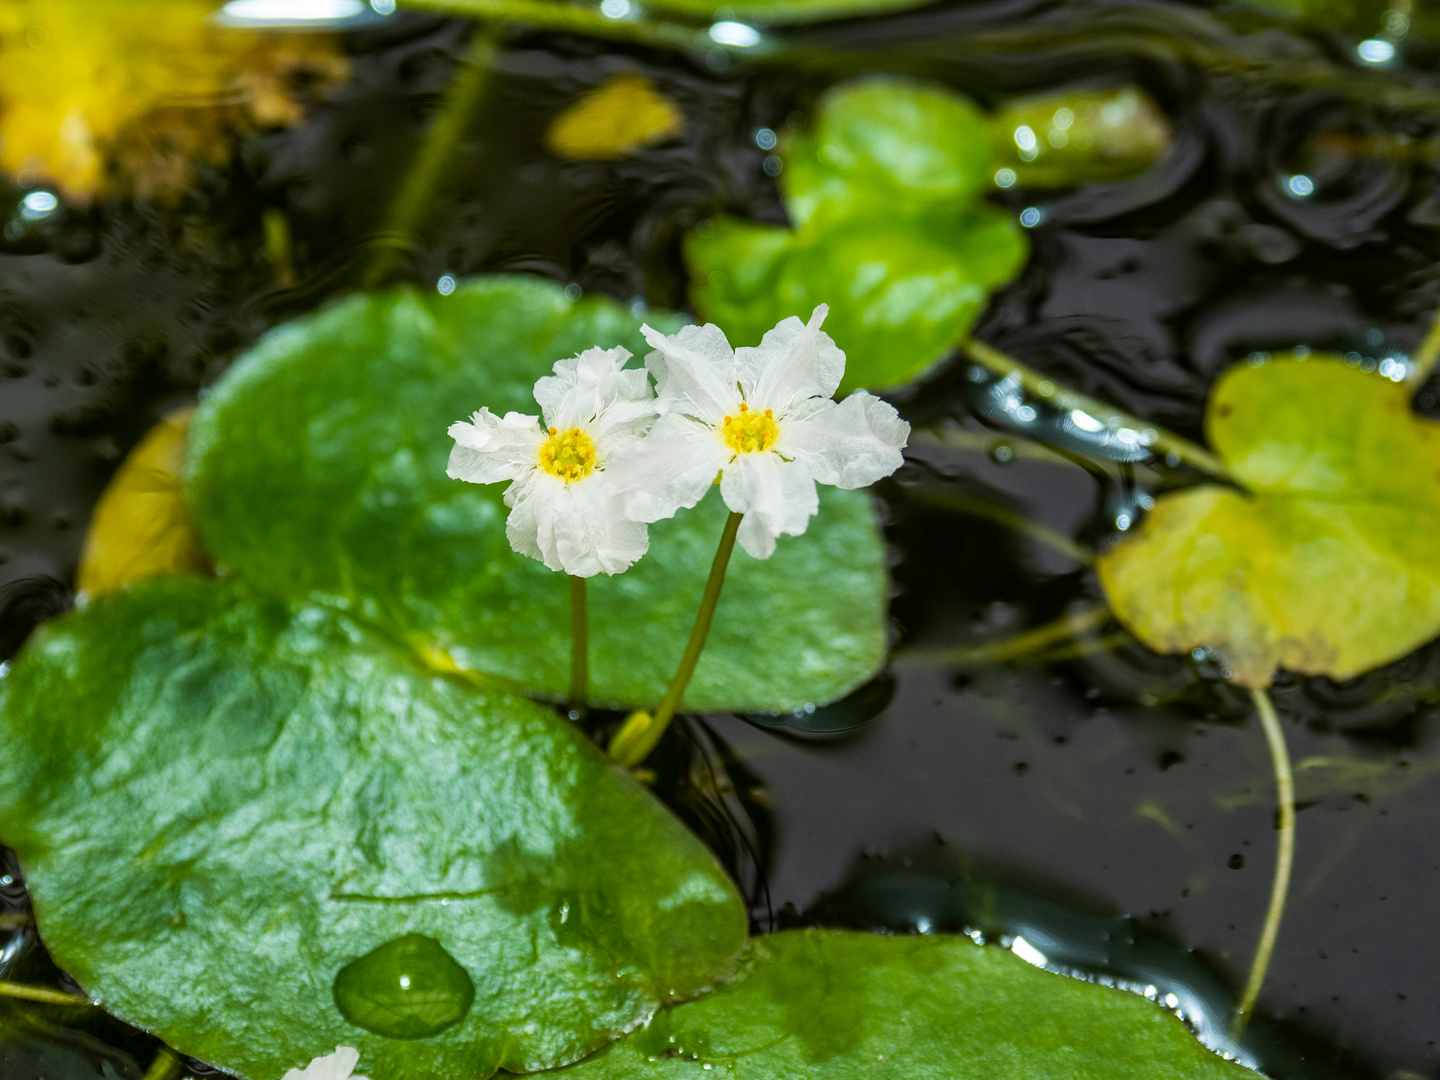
[[185, 275, 889, 713], [0, 577, 747, 1080], [535, 930, 1255, 1078]]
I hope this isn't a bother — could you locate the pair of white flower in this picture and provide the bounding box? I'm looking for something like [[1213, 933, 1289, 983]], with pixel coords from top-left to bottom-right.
[[447, 306, 910, 576]]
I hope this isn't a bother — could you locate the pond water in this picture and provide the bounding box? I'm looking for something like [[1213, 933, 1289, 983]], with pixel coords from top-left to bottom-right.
[[2, 5, 1439, 1079]]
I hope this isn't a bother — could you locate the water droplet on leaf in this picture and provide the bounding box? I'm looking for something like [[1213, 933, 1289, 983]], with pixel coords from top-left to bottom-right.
[[332, 933, 475, 1039]]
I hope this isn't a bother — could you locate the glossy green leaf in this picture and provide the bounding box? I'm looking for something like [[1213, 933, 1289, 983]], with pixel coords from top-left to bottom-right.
[[186, 275, 888, 714], [1098, 355, 1440, 687], [690, 208, 1025, 393], [534, 930, 1254, 1078], [687, 80, 1026, 392], [0, 577, 747, 1080], [988, 86, 1172, 189]]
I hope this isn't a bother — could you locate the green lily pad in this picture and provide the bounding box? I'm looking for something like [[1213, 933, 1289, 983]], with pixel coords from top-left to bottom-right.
[[186, 275, 888, 713], [0, 577, 747, 1080], [532, 930, 1254, 1078], [687, 80, 1027, 392], [1098, 355, 1440, 687]]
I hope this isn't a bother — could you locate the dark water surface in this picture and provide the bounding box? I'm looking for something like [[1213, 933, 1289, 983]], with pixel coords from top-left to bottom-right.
[[3, 5, 1440, 1078]]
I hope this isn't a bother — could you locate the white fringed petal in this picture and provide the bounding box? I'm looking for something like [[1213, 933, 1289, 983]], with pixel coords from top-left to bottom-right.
[[720, 453, 820, 559], [782, 390, 910, 489], [281, 1046, 369, 1080], [641, 322, 740, 424], [448, 348, 658, 577]]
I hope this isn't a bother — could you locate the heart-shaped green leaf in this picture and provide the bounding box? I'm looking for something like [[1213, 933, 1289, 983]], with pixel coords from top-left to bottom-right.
[[533, 930, 1254, 1078], [1098, 355, 1440, 687], [0, 577, 747, 1080], [686, 80, 1027, 392], [185, 275, 888, 713]]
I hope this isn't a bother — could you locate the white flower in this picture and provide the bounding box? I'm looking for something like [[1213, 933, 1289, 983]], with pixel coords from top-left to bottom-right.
[[447, 345, 656, 577], [281, 1046, 369, 1080], [613, 305, 909, 559]]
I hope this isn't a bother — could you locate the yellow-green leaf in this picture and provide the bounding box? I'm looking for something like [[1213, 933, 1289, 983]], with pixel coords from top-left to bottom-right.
[[1098, 355, 1440, 687], [545, 75, 683, 161]]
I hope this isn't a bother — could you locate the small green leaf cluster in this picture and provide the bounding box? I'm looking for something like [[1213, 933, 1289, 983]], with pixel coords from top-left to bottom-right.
[[688, 79, 1029, 393]]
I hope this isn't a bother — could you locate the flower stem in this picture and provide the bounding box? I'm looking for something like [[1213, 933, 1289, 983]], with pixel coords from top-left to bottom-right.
[[1232, 686, 1295, 1036], [609, 512, 742, 767], [0, 980, 88, 1006], [898, 486, 1094, 566], [569, 574, 587, 718], [363, 26, 497, 287], [1407, 300, 1440, 388], [961, 338, 1235, 483], [895, 604, 1113, 667]]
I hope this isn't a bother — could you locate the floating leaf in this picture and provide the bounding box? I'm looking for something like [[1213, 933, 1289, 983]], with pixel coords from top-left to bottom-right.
[[0, 0, 348, 201], [989, 86, 1172, 189], [687, 80, 1026, 392], [545, 75, 684, 161], [0, 577, 747, 1080], [76, 408, 210, 597], [186, 275, 889, 712], [541, 930, 1254, 1078], [1098, 355, 1440, 687]]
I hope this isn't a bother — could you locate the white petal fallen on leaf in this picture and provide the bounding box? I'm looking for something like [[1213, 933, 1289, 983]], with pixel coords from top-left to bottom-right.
[[281, 1046, 369, 1080], [612, 306, 909, 558], [447, 345, 657, 577]]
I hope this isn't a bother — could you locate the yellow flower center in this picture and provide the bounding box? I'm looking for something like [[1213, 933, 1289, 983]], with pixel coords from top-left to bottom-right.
[[721, 403, 778, 455], [538, 426, 597, 482]]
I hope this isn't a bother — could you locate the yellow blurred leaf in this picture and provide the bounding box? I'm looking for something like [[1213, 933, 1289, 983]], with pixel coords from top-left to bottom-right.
[[77, 408, 212, 597], [545, 74, 683, 161], [0, 0, 349, 201]]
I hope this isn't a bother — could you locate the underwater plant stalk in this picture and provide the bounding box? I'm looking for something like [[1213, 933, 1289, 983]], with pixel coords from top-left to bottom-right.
[[141, 1048, 183, 1080], [961, 338, 1234, 482], [363, 26, 498, 287], [569, 575, 587, 717], [609, 512, 742, 767], [0, 981, 89, 1006], [1233, 686, 1295, 1034], [1408, 303, 1440, 387], [899, 486, 1094, 565], [896, 604, 1112, 667]]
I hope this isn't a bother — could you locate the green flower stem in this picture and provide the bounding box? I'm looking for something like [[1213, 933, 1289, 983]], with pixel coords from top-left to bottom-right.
[[141, 1048, 183, 1080], [0, 981, 89, 1006], [609, 512, 742, 767], [1233, 686, 1295, 1034], [962, 338, 1235, 483], [898, 486, 1094, 566], [569, 574, 588, 717], [895, 604, 1112, 667], [363, 26, 498, 287]]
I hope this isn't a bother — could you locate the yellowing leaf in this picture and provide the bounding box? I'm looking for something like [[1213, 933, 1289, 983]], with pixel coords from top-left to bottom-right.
[[545, 75, 683, 161], [77, 408, 211, 597], [0, 0, 348, 201], [1098, 355, 1440, 687]]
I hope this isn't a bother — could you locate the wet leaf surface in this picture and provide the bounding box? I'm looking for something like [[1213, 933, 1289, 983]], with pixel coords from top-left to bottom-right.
[[532, 930, 1255, 1078], [688, 80, 1026, 392], [1099, 356, 1440, 687], [0, 577, 747, 1080], [187, 275, 890, 712]]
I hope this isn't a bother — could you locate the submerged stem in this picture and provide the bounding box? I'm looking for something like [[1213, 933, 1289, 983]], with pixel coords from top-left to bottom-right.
[[899, 486, 1094, 566], [609, 512, 742, 767], [961, 338, 1235, 483], [0, 981, 89, 1006], [141, 1048, 183, 1080], [569, 575, 587, 718], [896, 604, 1113, 667], [363, 27, 498, 287], [1233, 686, 1295, 1034], [1408, 302, 1440, 388]]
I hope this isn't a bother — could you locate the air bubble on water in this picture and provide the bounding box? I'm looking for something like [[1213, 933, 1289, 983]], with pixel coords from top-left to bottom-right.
[[995, 168, 1017, 188], [564, 283, 582, 300], [436, 274, 456, 296], [754, 128, 777, 150]]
